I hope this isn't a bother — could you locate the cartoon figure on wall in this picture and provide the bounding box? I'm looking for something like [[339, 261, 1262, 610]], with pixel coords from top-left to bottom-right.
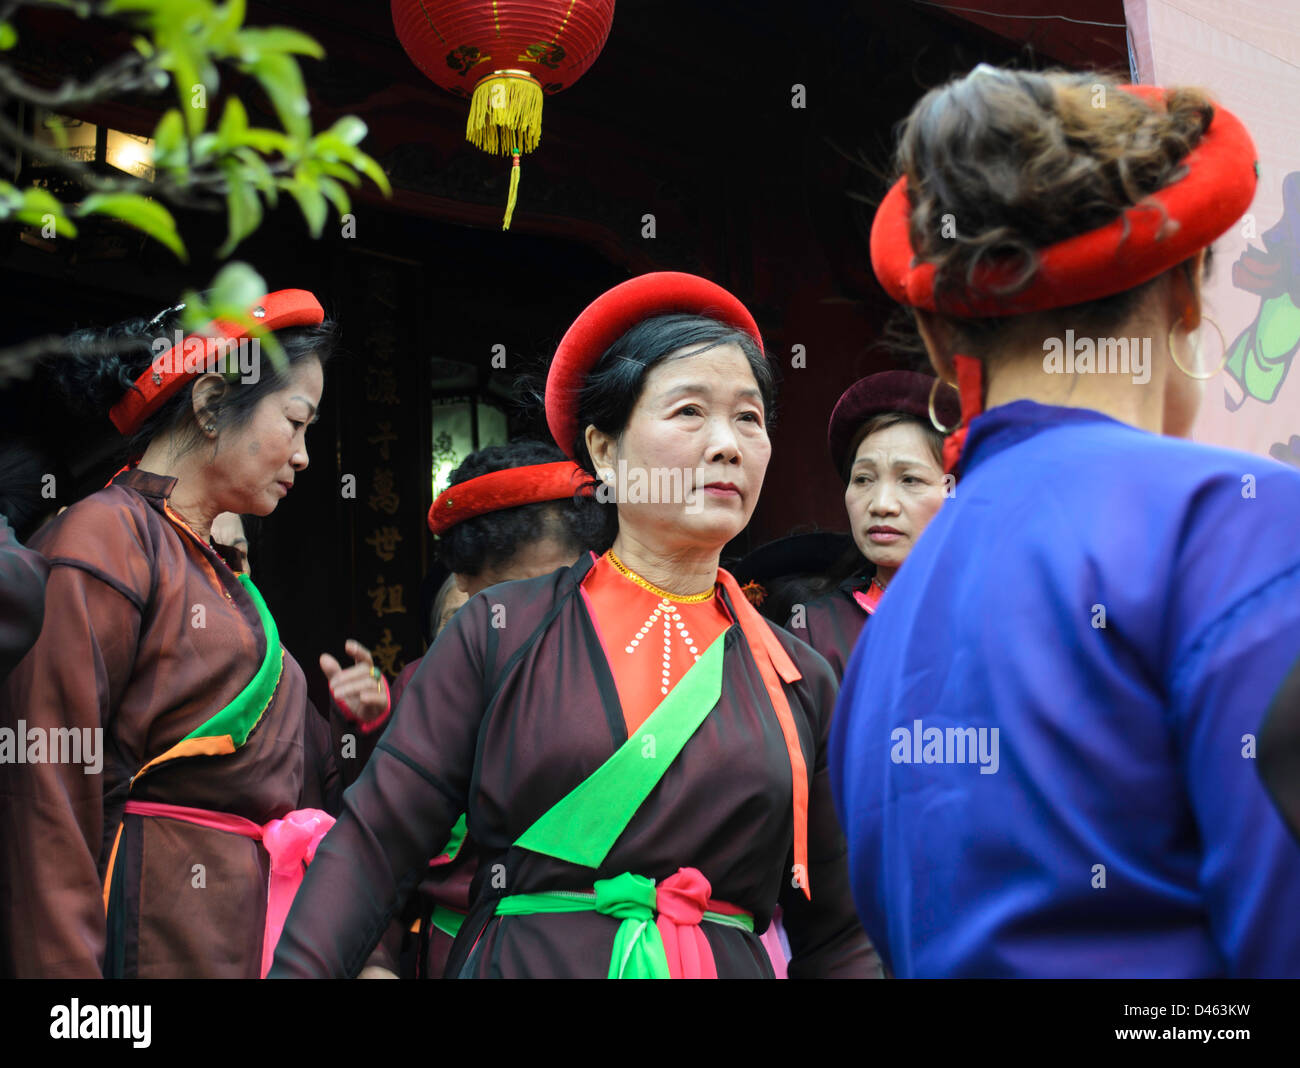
[[1225, 170, 1300, 467]]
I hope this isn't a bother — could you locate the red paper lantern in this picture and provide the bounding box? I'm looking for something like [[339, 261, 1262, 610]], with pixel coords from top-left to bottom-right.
[[391, 0, 617, 229]]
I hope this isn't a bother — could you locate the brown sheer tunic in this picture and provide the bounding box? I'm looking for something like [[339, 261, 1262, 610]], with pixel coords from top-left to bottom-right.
[[790, 581, 870, 681], [0, 513, 48, 683], [0, 469, 337, 978], [271, 554, 872, 978]]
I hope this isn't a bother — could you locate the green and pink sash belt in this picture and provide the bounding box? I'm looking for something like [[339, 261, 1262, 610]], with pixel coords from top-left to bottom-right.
[[495, 868, 752, 978], [496, 632, 760, 977]]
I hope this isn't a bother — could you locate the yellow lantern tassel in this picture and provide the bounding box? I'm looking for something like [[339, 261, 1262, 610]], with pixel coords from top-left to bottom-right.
[[466, 71, 544, 155], [503, 150, 521, 231]]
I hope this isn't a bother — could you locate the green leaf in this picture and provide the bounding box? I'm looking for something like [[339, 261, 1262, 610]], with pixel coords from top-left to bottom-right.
[[215, 96, 248, 149], [189, 132, 220, 162], [8, 188, 78, 237], [307, 132, 352, 164], [179, 261, 286, 373], [103, 0, 184, 15], [315, 160, 361, 186], [232, 147, 278, 201], [323, 115, 367, 148], [233, 26, 325, 61], [217, 160, 261, 256], [151, 110, 185, 169], [349, 149, 391, 197], [284, 172, 327, 237], [317, 175, 351, 218], [0, 22, 17, 50], [161, 40, 206, 137], [77, 192, 186, 260], [206, 261, 266, 311], [246, 52, 310, 141], [237, 126, 293, 157], [213, 0, 247, 36]]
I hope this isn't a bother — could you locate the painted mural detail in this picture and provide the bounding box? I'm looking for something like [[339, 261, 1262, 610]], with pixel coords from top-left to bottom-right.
[[1226, 171, 1300, 410]]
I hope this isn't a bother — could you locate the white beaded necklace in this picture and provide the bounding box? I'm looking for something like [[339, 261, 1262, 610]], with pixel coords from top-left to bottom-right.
[[624, 599, 703, 695]]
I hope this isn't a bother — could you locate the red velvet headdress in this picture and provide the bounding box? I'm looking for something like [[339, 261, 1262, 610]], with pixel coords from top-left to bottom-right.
[[827, 370, 960, 480], [428, 460, 593, 535], [544, 272, 765, 458], [109, 289, 325, 436], [869, 84, 1258, 472]]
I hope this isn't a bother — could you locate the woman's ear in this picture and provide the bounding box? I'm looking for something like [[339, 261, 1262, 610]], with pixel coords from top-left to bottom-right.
[[584, 423, 617, 478], [914, 310, 956, 385], [190, 373, 230, 433]]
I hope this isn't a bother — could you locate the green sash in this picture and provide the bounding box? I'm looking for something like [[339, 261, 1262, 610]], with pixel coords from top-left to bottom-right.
[[128, 573, 283, 787], [182, 573, 283, 747], [513, 631, 726, 867]]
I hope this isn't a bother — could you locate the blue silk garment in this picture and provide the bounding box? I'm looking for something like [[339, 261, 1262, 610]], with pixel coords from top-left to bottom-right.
[[829, 399, 1300, 978]]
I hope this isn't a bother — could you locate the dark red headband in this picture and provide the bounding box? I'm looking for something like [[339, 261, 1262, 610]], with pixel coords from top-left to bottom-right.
[[109, 289, 325, 436], [827, 370, 959, 479], [870, 85, 1258, 317], [428, 461, 594, 536], [544, 272, 765, 458]]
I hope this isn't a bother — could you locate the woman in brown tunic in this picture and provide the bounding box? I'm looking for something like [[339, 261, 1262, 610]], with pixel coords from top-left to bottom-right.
[[341, 439, 607, 978], [271, 272, 873, 979], [790, 371, 958, 679], [0, 290, 376, 978]]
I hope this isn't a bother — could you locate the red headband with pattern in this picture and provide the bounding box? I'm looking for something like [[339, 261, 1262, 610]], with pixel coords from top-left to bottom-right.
[[428, 460, 593, 535], [869, 86, 1258, 318], [109, 289, 325, 436]]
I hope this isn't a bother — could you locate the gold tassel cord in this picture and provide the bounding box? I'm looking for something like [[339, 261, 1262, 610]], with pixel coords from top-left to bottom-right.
[[503, 150, 521, 231], [466, 72, 544, 156]]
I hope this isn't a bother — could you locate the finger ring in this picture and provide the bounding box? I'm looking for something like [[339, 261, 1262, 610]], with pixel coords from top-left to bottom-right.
[[370, 666, 381, 681], [376, 677, 385, 697]]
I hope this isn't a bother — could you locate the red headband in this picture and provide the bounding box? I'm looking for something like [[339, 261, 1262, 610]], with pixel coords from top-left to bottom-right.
[[108, 289, 326, 436], [870, 85, 1258, 317], [428, 461, 594, 535], [544, 272, 765, 458]]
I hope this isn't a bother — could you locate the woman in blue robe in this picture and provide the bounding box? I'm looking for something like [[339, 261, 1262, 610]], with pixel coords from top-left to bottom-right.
[[830, 66, 1300, 978]]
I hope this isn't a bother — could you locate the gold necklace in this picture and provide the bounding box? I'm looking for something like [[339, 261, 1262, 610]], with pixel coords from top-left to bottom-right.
[[605, 549, 716, 604]]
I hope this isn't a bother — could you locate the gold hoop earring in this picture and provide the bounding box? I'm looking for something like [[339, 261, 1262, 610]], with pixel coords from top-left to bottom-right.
[[1168, 314, 1229, 380], [928, 377, 962, 434]]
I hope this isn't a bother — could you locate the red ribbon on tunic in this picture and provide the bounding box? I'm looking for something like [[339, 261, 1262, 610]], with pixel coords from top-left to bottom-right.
[[941, 354, 987, 476], [122, 800, 335, 978], [653, 867, 759, 979], [654, 868, 718, 979]]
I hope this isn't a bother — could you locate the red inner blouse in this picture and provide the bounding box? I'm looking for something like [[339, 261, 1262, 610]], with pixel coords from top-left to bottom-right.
[[580, 551, 733, 735]]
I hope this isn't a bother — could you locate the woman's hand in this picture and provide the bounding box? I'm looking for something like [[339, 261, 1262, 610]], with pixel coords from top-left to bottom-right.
[[320, 639, 389, 728]]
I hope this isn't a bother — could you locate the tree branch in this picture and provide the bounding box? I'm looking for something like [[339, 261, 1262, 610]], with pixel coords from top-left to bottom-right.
[[0, 331, 147, 386], [0, 48, 157, 110]]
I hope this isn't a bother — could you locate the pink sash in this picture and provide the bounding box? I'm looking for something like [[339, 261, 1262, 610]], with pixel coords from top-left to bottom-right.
[[122, 799, 335, 977]]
